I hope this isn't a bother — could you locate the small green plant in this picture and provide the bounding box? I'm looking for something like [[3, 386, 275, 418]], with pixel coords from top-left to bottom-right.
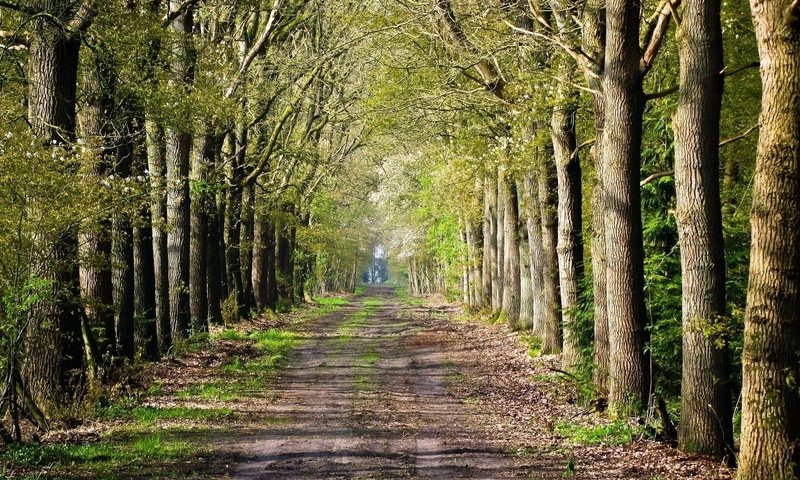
[[221, 292, 240, 326], [173, 332, 210, 355], [555, 420, 642, 446]]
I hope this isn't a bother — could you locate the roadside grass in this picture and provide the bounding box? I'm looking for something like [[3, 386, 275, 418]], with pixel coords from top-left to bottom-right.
[[0, 433, 202, 478], [176, 328, 298, 401], [98, 405, 233, 425]]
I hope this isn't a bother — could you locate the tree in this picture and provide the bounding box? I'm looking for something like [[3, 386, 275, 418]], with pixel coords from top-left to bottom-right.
[[673, 0, 733, 459], [23, 0, 95, 415], [738, 0, 800, 475]]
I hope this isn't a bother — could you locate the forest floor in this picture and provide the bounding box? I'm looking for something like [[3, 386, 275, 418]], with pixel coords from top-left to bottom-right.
[[2, 285, 735, 479]]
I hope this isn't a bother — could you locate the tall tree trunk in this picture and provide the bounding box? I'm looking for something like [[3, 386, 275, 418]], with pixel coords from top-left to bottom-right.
[[495, 173, 505, 314], [206, 140, 224, 324], [580, 0, 610, 391], [466, 219, 482, 308], [673, 0, 733, 460], [189, 130, 212, 332], [252, 206, 274, 311], [602, 0, 649, 414], [483, 171, 495, 307], [240, 183, 256, 309], [538, 153, 561, 354], [165, 1, 195, 341], [524, 172, 545, 335], [519, 222, 534, 329], [501, 175, 521, 325], [133, 220, 159, 360], [77, 64, 114, 356], [552, 95, 584, 370], [738, 3, 800, 477], [225, 129, 246, 317], [146, 120, 171, 353], [23, 1, 86, 414], [112, 146, 135, 360]]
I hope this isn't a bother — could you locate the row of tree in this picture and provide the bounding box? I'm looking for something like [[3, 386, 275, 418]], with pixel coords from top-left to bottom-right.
[[0, 0, 380, 442], [374, 0, 798, 478]]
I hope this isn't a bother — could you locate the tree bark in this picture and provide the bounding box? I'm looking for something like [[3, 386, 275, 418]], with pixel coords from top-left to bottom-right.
[[112, 150, 135, 360], [738, 2, 800, 477], [189, 130, 212, 332], [602, 0, 649, 414], [165, 1, 195, 341], [538, 152, 561, 354], [552, 88, 584, 370], [501, 175, 521, 325], [482, 171, 495, 307], [23, 0, 86, 414], [524, 172, 545, 335], [673, 0, 733, 460], [146, 120, 171, 353], [578, 0, 610, 391], [495, 173, 505, 314]]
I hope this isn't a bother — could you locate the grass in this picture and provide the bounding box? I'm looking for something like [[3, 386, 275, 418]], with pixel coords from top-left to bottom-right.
[[179, 328, 298, 401], [0, 433, 200, 477], [98, 405, 233, 425], [554, 420, 643, 446]]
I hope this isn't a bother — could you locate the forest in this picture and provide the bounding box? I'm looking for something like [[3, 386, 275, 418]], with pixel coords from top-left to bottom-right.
[[0, 0, 798, 479]]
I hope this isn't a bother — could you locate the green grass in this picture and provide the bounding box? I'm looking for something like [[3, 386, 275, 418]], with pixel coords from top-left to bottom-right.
[[520, 333, 543, 358], [180, 329, 298, 401], [555, 420, 642, 446], [0, 434, 199, 476], [98, 405, 233, 425]]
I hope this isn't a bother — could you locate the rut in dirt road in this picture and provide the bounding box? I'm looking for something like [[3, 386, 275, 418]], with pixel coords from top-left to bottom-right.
[[233, 285, 548, 479]]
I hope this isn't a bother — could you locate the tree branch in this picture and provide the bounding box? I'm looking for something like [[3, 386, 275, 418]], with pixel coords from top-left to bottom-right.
[[435, 0, 506, 99], [719, 123, 759, 148], [721, 61, 759, 77], [640, 170, 674, 187], [640, 0, 681, 76], [571, 138, 595, 160]]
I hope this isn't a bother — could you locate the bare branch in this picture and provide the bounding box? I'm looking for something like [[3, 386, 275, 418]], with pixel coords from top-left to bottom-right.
[[640, 0, 682, 76], [640, 170, 674, 187], [719, 123, 759, 148]]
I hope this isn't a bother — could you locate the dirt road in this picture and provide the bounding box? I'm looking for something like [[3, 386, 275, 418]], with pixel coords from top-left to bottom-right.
[[233, 285, 535, 479]]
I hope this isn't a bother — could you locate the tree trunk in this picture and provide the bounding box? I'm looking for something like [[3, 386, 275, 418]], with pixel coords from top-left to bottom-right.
[[580, 0, 610, 392], [23, 2, 85, 414], [518, 187, 534, 329], [252, 206, 273, 311], [538, 152, 561, 354], [602, 0, 649, 414], [524, 172, 545, 335], [482, 172, 494, 307], [466, 219, 482, 308], [165, 1, 195, 341], [189, 131, 212, 332], [501, 175, 521, 325], [77, 66, 114, 356], [738, 3, 800, 477], [552, 94, 584, 370], [673, 0, 733, 460], [494, 173, 505, 314], [112, 152, 135, 360], [146, 120, 171, 353], [240, 184, 256, 310], [133, 220, 159, 360]]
